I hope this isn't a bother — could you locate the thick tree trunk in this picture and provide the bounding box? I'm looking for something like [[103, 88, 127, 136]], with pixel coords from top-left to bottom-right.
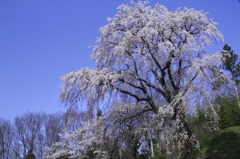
[[172, 104, 196, 157]]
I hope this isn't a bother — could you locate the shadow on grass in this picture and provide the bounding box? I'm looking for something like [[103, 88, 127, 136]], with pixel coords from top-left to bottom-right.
[[205, 132, 240, 159]]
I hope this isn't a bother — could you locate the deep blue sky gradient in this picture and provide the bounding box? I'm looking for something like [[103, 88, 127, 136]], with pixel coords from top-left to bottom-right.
[[0, 0, 240, 120]]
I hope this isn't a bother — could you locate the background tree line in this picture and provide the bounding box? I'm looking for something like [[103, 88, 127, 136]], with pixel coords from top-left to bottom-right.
[[0, 111, 87, 159]]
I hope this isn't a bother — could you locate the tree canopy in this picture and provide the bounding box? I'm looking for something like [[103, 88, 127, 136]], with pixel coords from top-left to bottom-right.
[[59, 1, 230, 158]]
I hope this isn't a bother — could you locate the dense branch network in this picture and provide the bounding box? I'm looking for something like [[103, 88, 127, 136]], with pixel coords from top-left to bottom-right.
[[61, 2, 224, 114]]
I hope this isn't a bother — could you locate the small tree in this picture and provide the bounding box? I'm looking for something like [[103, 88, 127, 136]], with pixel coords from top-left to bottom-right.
[[61, 1, 228, 157], [14, 112, 45, 158]]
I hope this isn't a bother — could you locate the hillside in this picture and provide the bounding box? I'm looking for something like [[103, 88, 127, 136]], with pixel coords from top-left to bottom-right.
[[187, 126, 240, 159]]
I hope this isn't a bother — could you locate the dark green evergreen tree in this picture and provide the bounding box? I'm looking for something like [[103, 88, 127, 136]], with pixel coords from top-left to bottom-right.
[[221, 44, 240, 84], [217, 44, 240, 128], [217, 97, 240, 129]]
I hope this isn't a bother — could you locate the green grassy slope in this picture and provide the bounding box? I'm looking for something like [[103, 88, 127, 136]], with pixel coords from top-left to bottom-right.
[[186, 126, 240, 159]]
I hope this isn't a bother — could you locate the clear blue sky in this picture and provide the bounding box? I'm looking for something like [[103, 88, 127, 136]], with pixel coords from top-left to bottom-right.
[[0, 0, 240, 120]]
